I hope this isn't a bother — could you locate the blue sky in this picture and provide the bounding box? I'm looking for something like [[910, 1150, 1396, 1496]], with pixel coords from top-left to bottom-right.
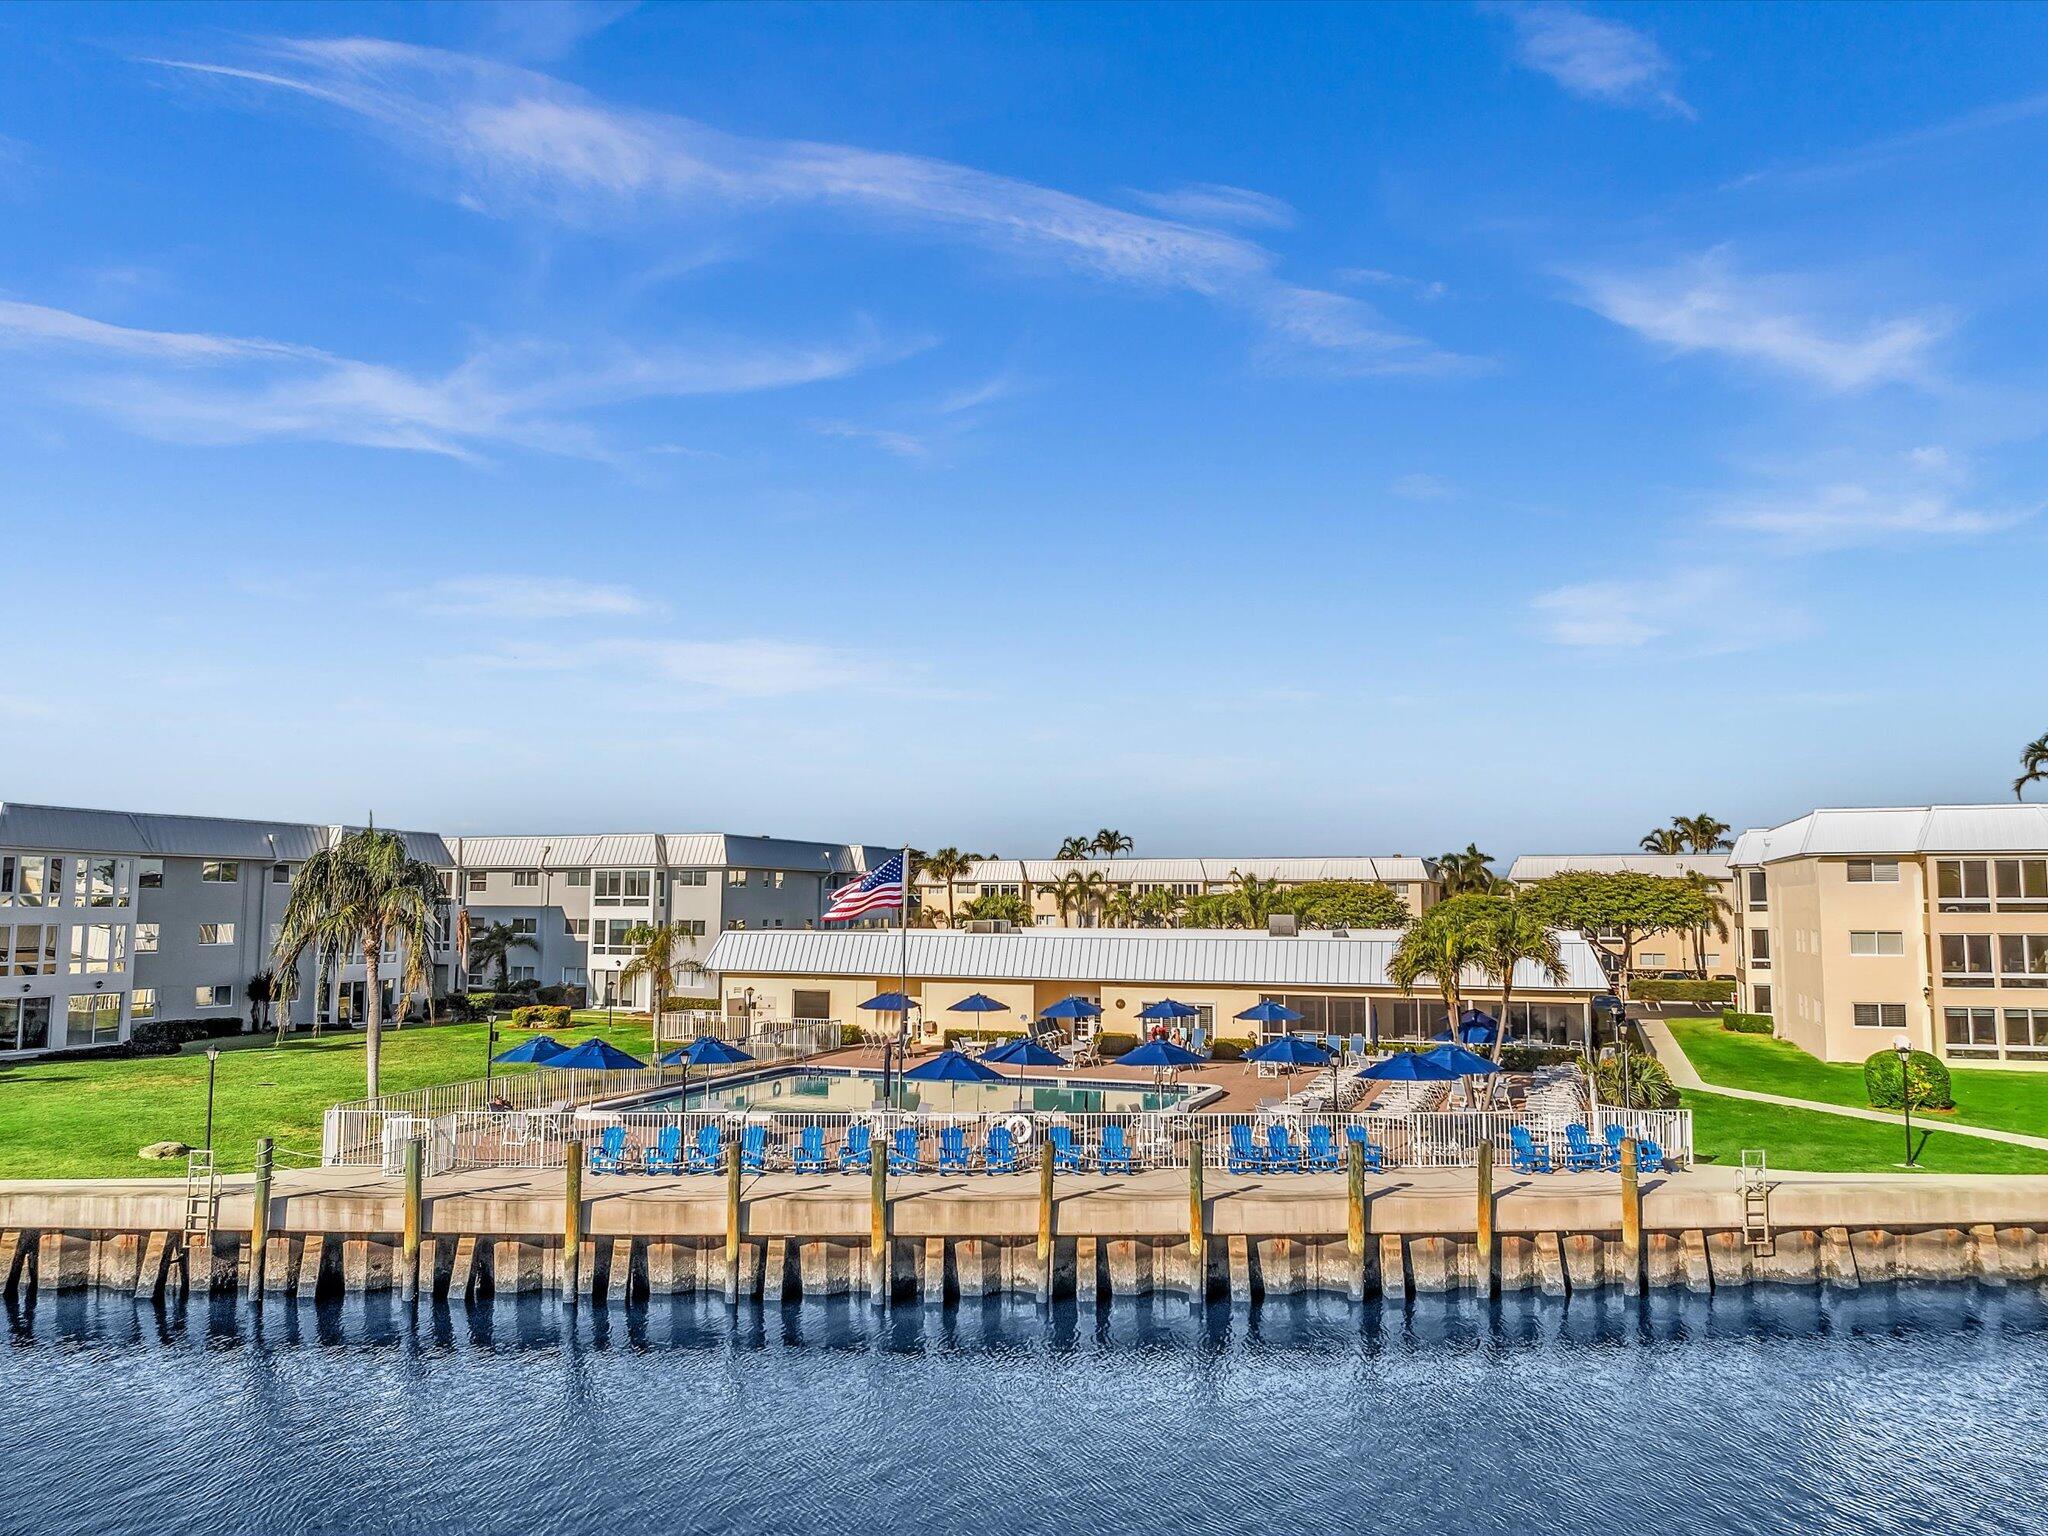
[[3, 1, 2044, 858]]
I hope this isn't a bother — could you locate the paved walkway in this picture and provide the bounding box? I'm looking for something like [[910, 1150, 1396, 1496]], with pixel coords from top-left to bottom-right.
[[1639, 1018, 2048, 1152]]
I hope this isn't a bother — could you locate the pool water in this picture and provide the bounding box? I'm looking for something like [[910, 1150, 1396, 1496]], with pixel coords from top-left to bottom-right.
[[654, 1066, 1189, 1115], [6, 1286, 2047, 1535]]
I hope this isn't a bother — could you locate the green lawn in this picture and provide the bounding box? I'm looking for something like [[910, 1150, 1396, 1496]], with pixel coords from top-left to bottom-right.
[[1682, 1090, 2048, 1174], [0, 1014, 656, 1181], [1667, 1017, 2048, 1140]]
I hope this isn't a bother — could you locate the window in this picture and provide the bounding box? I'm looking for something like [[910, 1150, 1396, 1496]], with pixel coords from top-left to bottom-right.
[[137, 858, 163, 890], [677, 919, 706, 937], [1850, 931, 1906, 957], [1852, 1002, 1907, 1030], [2004, 1009, 2048, 1053], [1750, 928, 1771, 967], [1638, 953, 1667, 971], [564, 870, 590, 887], [198, 922, 235, 947], [135, 922, 159, 954], [68, 993, 122, 1046], [1, 854, 49, 906], [597, 918, 636, 953], [271, 863, 291, 884], [674, 868, 707, 887], [513, 870, 540, 887], [1994, 859, 2048, 906], [68, 925, 125, 974], [130, 988, 156, 1020], [979, 883, 1023, 898], [0, 998, 52, 1051], [729, 870, 749, 887], [1944, 1006, 1998, 1056], [195, 984, 233, 1009], [74, 857, 122, 907], [467, 872, 487, 894], [566, 917, 589, 939], [1940, 933, 1993, 984], [593, 870, 652, 903], [1751, 984, 1773, 1015], [1846, 859, 1900, 884], [1999, 935, 2048, 983], [510, 917, 538, 937], [1745, 870, 1768, 907], [200, 860, 240, 884], [1, 924, 58, 976], [509, 965, 536, 984], [1937, 859, 1990, 910]]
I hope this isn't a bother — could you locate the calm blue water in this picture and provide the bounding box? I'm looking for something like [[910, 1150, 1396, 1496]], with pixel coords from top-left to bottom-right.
[[5, 1286, 2047, 1535]]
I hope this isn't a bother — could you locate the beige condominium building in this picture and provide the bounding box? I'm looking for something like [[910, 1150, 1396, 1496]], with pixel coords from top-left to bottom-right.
[[1730, 804, 2048, 1069], [1506, 853, 1736, 979], [701, 924, 1610, 1047], [915, 857, 1442, 927]]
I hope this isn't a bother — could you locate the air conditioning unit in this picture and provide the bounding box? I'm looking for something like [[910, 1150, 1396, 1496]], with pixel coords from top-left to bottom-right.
[[1267, 913, 1299, 937], [964, 919, 1016, 934]]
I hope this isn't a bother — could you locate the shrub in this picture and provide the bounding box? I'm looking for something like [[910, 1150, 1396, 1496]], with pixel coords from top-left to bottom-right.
[[511, 1004, 572, 1031], [942, 1028, 1025, 1050], [1864, 1048, 1954, 1111], [1589, 1051, 1678, 1110], [1208, 1035, 1251, 1062], [660, 995, 720, 1012], [1095, 1031, 1138, 1058], [1633, 977, 1735, 1004], [1721, 1009, 1774, 1035], [1497, 1044, 1581, 1071]]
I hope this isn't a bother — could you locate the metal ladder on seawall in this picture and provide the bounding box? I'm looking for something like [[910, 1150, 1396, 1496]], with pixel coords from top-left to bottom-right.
[[1739, 1148, 1773, 1253], [183, 1149, 218, 1247]]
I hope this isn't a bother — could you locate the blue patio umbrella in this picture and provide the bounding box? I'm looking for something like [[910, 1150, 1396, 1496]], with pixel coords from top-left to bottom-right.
[[859, 991, 915, 1012], [949, 992, 1009, 1016], [981, 1036, 1068, 1067], [1236, 1000, 1304, 1026], [1358, 1051, 1462, 1082], [903, 1048, 1005, 1083], [1246, 1034, 1331, 1066], [657, 1034, 754, 1104], [493, 1034, 568, 1065], [1433, 1007, 1499, 1046], [1421, 1042, 1500, 1076], [547, 1037, 647, 1072], [1039, 996, 1103, 1021], [1136, 999, 1200, 1021], [1118, 1037, 1208, 1068]]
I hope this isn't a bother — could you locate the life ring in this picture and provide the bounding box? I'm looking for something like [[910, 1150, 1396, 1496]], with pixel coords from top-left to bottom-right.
[[1004, 1114, 1034, 1146]]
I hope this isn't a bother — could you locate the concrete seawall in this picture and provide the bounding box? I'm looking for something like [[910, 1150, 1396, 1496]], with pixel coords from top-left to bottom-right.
[[4, 1168, 2045, 1309]]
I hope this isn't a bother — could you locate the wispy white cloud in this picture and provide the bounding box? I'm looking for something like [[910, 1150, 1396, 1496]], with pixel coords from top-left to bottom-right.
[[1571, 251, 1946, 391], [1710, 448, 2031, 548], [1390, 472, 1455, 500], [810, 419, 928, 458], [0, 298, 903, 459], [153, 38, 1474, 377], [1492, 3, 1693, 119], [1340, 267, 1449, 302], [413, 575, 653, 618], [469, 0, 640, 63], [471, 636, 901, 696], [1255, 286, 1482, 378], [1128, 182, 1296, 230], [1530, 568, 1804, 654]]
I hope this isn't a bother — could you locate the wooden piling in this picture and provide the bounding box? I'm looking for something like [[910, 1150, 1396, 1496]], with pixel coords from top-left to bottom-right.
[[1475, 1140, 1496, 1298], [248, 1137, 274, 1302], [869, 1132, 888, 1308], [1036, 1131, 1054, 1305], [562, 1141, 584, 1303], [1346, 1139, 1367, 1299], [401, 1137, 422, 1305], [1619, 1137, 1642, 1294], [724, 1135, 743, 1305], [1187, 1136, 1205, 1303]]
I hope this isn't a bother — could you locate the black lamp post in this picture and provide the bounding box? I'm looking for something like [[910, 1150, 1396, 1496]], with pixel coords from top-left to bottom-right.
[[1895, 1035, 1916, 1167], [484, 1019, 500, 1096], [204, 1047, 221, 1152]]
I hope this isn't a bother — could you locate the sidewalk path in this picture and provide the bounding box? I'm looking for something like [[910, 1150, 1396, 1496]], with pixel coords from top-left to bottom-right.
[[1639, 1018, 2048, 1152]]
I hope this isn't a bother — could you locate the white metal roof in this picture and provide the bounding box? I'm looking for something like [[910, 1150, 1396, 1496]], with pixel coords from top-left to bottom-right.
[[1509, 853, 1731, 882], [0, 803, 451, 864], [450, 832, 878, 873], [1729, 804, 2048, 865], [930, 856, 1436, 885], [704, 926, 1606, 993]]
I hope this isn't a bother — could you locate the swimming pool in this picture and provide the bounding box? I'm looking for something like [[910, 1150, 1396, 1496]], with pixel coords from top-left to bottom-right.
[[640, 1065, 1192, 1115], [6, 1286, 2045, 1535]]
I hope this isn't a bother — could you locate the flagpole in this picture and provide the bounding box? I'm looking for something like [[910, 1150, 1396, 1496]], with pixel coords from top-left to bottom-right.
[[896, 843, 911, 1110]]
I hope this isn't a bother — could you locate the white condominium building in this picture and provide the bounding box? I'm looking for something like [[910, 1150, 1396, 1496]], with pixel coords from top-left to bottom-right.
[[915, 856, 1442, 926]]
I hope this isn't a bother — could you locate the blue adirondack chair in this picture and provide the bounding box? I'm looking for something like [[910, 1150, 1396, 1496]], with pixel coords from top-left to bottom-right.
[[644, 1123, 683, 1175], [1226, 1123, 1268, 1173], [839, 1122, 873, 1171], [791, 1125, 828, 1174], [1562, 1123, 1605, 1172], [1266, 1123, 1306, 1172], [889, 1126, 922, 1173], [1098, 1124, 1135, 1174], [1636, 1138, 1667, 1173], [685, 1122, 724, 1174], [1048, 1125, 1087, 1172], [1343, 1124, 1386, 1172], [1305, 1123, 1341, 1172], [1509, 1125, 1553, 1174], [984, 1124, 1018, 1173], [741, 1123, 769, 1173], [937, 1125, 972, 1172], [589, 1125, 630, 1174], [1602, 1123, 1626, 1167]]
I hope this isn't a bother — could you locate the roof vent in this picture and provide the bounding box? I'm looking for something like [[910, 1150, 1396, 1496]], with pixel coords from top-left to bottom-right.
[[1266, 913, 1298, 937]]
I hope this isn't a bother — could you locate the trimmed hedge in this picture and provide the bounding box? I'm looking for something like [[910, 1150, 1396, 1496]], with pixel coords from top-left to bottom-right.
[[1721, 1009, 1774, 1035], [1865, 1048, 1954, 1111], [1632, 977, 1735, 1004], [1208, 1036, 1251, 1062], [659, 996, 721, 1012], [941, 1028, 1026, 1050], [511, 1005, 572, 1031], [1498, 1044, 1583, 1071], [1095, 1031, 1138, 1059]]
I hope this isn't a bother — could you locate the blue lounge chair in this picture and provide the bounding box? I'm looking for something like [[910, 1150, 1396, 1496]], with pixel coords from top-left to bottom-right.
[[1049, 1125, 1087, 1172], [1343, 1124, 1386, 1172], [937, 1125, 972, 1173], [1226, 1123, 1268, 1174], [1098, 1124, 1134, 1175], [791, 1125, 828, 1174], [1348, 1032, 1368, 1061], [839, 1122, 873, 1171], [1305, 1124, 1341, 1172], [741, 1123, 769, 1173], [984, 1124, 1018, 1174], [1562, 1124, 1605, 1172], [1603, 1123, 1626, 1168], [1637, 1138, 1667, 1174], [1266, 1123, 1305, 1172], [685, 1122, 724, 1174], [889, 1126, 922, 1173], [589, 1125, 630, 1174], [1509, 1125, 1553, 1174], [644, 1123, 683, 1175]]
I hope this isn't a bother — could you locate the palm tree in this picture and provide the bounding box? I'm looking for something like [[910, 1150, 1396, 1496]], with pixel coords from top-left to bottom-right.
[[920, 847, 978, 928], [273, 827, 445, 1099], [1675, 814, 1732, 853], [1056, 835, 1092, 860], [468, 921, 539, 991], [2017, 732, 2048, 800], [1388, 900, 1488, 1037], [619, 921, 697, 1034], [246, 971, 278, 1036], [1435, 843, 1497, 896], [1683, 870, 1732, 977], [1101, 889, 1137, 927], [1228, 870, 1287, 929], [1091, 829, 1134, 859], [1639, 827, 1686, 854], [1050, 868, 1107, 925], [452, 905, 472, 993], [1468, 899, 1568, 1060]]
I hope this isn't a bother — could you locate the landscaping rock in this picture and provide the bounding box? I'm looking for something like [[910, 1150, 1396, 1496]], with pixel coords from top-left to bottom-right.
[[138, 1141, 192, 1161]]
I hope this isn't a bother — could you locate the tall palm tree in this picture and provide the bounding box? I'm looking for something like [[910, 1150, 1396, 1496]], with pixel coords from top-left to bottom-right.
[[1639, 827, 1686, 854], [1674, 814, 1732, 853], [1101, 889, 1137, 927], [1055, 835, 1093, 860], [273, 827, 445, 1099], [2017, 732, 2048, 800], [1435, 843, 1497, 896], [1091, 829, 1134, 859], [919, 847, 978, 928], [467, 921, 539, 991], [1228, 870, 1287, 929], [1469, 899, 1568, 1060], [1050, 868, 1107, 925], [619, 921, 697, 1033], [452, 905, 472, 995], [1389, 900, 1488, 1037], [1683, 870, 1732, 977]]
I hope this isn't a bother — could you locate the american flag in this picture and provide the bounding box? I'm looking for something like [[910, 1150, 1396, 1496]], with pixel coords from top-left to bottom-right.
[[822, 854, 907, 923]]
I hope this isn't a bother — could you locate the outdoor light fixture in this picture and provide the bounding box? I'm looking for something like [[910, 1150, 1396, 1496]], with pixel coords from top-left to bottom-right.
[[1894, 1034, 1916, 1168]]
